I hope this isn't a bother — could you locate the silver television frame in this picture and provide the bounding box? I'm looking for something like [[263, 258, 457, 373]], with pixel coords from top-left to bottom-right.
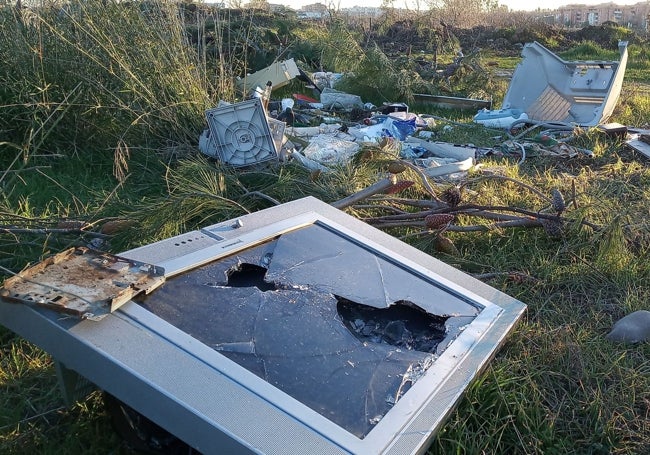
[[0, 197, 526, 455]]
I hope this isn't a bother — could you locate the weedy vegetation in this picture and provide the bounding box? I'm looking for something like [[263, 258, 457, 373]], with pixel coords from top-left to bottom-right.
[[1, 1, 649, 454]]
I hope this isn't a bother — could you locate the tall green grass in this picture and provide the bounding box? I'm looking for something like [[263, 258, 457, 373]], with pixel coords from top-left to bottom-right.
[[0, 0, 241, 266], [0, 0, 224, 160]]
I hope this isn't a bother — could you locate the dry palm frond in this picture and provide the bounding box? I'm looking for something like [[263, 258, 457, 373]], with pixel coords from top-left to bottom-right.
[[113, 140, 130, 184]]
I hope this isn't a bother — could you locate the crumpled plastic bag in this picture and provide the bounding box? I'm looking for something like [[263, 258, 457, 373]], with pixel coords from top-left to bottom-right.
[[347, 116, 420, 142], [291, 135, 360, 171], [320, 88, 364, 110], [302, 135, 360, 164], [382, 117, 417, 141]]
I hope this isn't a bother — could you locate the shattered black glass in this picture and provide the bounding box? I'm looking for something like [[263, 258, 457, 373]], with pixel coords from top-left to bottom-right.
[[138, 224, 480, 438]]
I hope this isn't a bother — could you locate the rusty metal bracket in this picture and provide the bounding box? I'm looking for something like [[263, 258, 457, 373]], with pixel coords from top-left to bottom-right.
[[0, 247, 165, 320]]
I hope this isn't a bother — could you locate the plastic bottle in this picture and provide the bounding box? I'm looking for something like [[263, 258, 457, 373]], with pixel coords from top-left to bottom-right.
[[532, 133, 558, 146]]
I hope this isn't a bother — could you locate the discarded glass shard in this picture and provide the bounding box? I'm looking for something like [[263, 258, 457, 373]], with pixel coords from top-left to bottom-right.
[[475, 40, 628, 128], [0, 247, 164, 320]]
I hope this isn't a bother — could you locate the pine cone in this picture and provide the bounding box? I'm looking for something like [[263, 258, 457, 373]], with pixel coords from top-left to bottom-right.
[[310, 169, 322, 181], [434, 235, 459, 256], [539, 218, 563, 238], [425, 213, 455, 229], [441, 186, 462, 207], [100, 219, 136, 235], [387, 161, 407, 174], [551, 188, 566, 214]]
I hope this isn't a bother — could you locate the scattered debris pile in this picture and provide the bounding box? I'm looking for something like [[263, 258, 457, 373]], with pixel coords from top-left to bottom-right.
[[200, 45, 632, 178], [192, 46, 647, 252]]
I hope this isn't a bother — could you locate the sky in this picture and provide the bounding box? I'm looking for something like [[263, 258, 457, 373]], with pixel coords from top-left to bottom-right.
[[275, 0, 645, 12]]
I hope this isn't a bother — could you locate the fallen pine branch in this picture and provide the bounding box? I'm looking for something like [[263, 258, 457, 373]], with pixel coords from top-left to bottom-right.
[[396, 159, 444, 201], [359, 207, 529, 224], [461, 173, 553, 204], [358, 202, 601, 231], [0, 225, 109, 238], [373, 218, 541, 231], [332, 176, 397, 209], [451, 204, 600, 230], [368, 196, 444, 210], [454, 209, 527, 222], [351, 204, 410, 215]]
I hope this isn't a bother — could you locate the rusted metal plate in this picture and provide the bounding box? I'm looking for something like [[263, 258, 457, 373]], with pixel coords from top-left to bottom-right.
[[0, 247, 165, 320]]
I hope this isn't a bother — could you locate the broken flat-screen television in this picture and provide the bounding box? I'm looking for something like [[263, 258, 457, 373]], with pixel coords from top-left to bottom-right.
[[0, 197, 526, 454]]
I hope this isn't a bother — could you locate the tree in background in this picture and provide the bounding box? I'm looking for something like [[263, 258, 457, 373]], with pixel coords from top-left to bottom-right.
[[227, 0, 244, 8], [246, 0, 270, 11], [428, 0, 500, 27]]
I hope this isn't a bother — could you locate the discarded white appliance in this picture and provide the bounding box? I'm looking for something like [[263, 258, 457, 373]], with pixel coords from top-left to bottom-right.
[[236, 58, 301, 94], [200, 98, 285, 167], [474, 40, 628, 128], [0, 197, 526, 455]]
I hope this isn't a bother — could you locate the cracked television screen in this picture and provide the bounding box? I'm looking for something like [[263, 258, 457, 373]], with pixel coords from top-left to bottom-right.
[[136, 223, 482, 438]]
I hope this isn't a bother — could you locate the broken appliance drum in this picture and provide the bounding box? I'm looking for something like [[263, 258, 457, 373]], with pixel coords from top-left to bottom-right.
[[204, 99, 282, 167]]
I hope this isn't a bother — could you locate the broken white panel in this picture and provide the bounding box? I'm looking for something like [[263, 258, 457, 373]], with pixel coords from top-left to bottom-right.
[[404, 138, 477, 161], [495, 41, 629, 127], [626, 133, 650, 159], [236, 59, 301, 94], [418, 156, 475, 177]]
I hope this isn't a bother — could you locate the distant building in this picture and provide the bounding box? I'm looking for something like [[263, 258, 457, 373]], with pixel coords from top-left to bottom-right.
[[302, 3, 328, 14], [343, 6, 382, 18], [556, 2, 650, 29], [291, 2, 327, 19], [297, 11, 324, 19], [295, 3, 382, 19], [269, 4, 292, 13]]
